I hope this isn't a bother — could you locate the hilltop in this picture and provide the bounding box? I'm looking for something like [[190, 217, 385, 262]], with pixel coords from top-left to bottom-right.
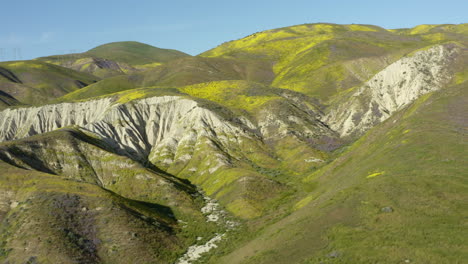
[[0, 23, 466, 264]]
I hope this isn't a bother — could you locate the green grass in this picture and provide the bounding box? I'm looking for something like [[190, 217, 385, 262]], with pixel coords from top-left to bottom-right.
[[85, 41, 189, 66], [0, 22, 466, 264], [0, 60, 99, 105], [0, 160, 185, 263], [58, 55, 276, 103], [201, 23, 439, 102], [59, 74, 139, 101], [179, 80, 282, 112], [39, 41, 190, 67], [0, 91, 21, 110], [55, 23, 467, 104], [36, 41, 190, 80], [205, 80, 468, 264], [0, 127, 221, 263]]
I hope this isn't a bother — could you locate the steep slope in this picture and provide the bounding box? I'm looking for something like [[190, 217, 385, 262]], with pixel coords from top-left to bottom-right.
[[324, 43, 462, 137], [202, 23, 426, 100], [0, 86, 339, 219], [0, 128, 199, 213], [0, 160, 187, 264], [0, 60, 99, 105], [0, 128, 223, 263], [0, 95, 264, 219], [59, 56, 274, 102], [210, 74, 468, 264], [0, 91, 21, 110], [202, 23, 467, 102], [0, 23, 466, 264]]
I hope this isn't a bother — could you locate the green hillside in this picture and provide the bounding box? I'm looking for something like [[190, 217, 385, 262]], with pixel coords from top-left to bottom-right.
[[0, 23, 466, 264], [201, 23, 465, 101], [0, 60, 99, 105], [210, 76, 468, 264], [59, 24, 467, 105], [59, 56, 274, 102], [86, 41, 190, 66], [37, 41, 191, 78], [0, 91, 21, 110]]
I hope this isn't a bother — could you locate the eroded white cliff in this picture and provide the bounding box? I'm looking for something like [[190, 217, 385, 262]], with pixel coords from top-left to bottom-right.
[[0, 96, 257, 162], [324, 43, 459, 137]]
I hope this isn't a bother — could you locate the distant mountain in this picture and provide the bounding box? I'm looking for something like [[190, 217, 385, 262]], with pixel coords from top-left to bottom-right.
[[86, 41, 190, 65], [37, 41, 191, 78], [0, 23, 466, 264], [59, 56, 273, 102]]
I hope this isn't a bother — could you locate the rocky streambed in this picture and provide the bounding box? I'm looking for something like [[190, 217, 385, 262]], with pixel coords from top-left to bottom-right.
[[175, 192, 237, 264]]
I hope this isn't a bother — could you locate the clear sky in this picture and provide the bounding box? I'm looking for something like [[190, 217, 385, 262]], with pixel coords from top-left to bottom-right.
[[1, 0, 466, 61]]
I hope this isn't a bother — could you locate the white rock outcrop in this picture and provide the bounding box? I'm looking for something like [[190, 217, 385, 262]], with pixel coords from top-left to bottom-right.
[[324, 44, 459, 137], [0, 96, 252, 160]]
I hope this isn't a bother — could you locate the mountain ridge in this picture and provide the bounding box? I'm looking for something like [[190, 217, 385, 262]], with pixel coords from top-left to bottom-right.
[[0, 22, 466, 264]]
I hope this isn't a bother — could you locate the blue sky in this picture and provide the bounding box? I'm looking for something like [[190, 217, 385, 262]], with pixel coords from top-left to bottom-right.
[[1, 0, 466, 61]]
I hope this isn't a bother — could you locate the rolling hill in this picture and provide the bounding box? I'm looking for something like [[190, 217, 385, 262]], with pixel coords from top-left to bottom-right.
[[0, 60, 99, 105], [37, 41, 191, 78], [0, 23, 466, 264]]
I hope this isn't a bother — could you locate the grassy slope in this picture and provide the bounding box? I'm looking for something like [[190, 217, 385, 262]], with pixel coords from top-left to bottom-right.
[[0, 91, 21, 110], [178, 80, 282, 112], [208, 79, 467, 264], [59, 24, 466, 104], [36, 41, 191, 78], [39, 41, 190, 67], [96, 82, 336, 221], [38, 56, 134, 79], [395, 23, 468, 37], [85, 41, 190, 66], [201, 23, 464, 101], [59, 74, 141, 102], [0, 60, 99, 105], [59, 56, 274, 102], [0, 128, 219, 263], [0, 160, 184, 264], [17, 23, 468, 106], [0, 23, 466, 263]]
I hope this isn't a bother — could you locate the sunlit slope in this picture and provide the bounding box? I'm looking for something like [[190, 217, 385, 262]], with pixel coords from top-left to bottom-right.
[[323, 42, 465, 138], [0, 91, 21, 110], [212, 80, 468, 264], [37, 55, 138, 78], [0, 160, 185, 264], [59, 23, 468, 104], [0, 60, 98, 105], [37, 41, 191, 77], [0, 128, 218, 263], [394, 23, 468, 41], [0, 23, 465, 264], [59, 56, 274, 102], [86, 41, 190, 66], [0, 81, 340, 220], [202, 23, 466, 101], [39, 41, 190, 67]]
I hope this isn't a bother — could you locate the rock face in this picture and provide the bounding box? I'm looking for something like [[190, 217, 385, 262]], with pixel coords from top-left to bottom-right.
[[0, 92, 334, 220], [0, 96, 252, 160], [324, 44, 459, 137]]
